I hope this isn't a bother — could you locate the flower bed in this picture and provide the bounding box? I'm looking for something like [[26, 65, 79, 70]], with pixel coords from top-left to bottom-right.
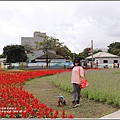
[[0, 69, 73, 118]]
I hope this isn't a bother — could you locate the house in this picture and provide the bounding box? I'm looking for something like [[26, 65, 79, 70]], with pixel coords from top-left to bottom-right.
[[85, 52, 120, 68], [30, 51, 65, 63], [26, 51, 66, 69], [27, 50, 44, 62]]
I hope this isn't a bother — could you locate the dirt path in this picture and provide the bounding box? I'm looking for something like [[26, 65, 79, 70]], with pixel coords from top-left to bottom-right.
[[23, 76, 119, 118]]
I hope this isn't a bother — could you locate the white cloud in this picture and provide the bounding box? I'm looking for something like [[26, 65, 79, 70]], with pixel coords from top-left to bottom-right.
[[0, 1, 120, 54]]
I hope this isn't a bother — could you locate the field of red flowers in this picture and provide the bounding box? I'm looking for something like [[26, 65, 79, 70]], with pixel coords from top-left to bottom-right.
[[0, 69, 74, 118]]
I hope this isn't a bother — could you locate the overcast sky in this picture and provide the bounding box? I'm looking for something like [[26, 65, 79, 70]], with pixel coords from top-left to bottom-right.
[[0, 1, 120, 54]]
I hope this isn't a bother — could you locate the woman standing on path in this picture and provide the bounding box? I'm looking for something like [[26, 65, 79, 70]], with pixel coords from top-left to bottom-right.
[[71, 58, 84, 108]]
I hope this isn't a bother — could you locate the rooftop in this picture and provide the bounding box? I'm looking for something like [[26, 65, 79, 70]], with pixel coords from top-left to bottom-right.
[[86, 52, 119, 59]]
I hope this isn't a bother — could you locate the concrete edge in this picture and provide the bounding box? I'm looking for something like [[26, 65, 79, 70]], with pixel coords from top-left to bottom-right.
[[99, 110, 120, 119]]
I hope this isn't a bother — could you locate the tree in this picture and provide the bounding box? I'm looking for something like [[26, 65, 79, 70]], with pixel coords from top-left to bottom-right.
[[78, 48, 102, 60], [22, 43, 35, 53], [78, 52, 86, 60], [93, 49, 102, 54], [108, 42, 120, 56], [56, 45, 72, 59], [78, 48, 91, 60], [3, 45, 27, 63], [35, 35, 63, 68]]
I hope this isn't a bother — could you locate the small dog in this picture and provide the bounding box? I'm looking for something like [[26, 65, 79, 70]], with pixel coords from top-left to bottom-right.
[[57, 94, 67, 106]]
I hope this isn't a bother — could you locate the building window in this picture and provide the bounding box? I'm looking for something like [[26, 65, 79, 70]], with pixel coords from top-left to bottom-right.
[[103, 60, 108, 63], [113, 60, 118, 63]]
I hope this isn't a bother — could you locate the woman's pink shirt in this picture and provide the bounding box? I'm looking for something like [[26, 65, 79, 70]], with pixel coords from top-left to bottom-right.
[[71, 66, 84, 85]]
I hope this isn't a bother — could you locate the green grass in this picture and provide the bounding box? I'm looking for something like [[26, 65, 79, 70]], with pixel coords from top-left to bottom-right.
[[52, 69, 120, 107], [23, 68, 120, 118]]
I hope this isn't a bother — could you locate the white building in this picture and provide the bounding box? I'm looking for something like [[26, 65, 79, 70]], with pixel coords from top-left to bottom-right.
[[86, 52, 120, 68], [21, 31, 46, 49], [21, 31, 46, 62]]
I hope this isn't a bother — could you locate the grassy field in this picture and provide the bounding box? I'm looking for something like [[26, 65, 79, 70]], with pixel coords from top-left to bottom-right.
[[23, 68, 120, 118], [52, 68, 120, 107]]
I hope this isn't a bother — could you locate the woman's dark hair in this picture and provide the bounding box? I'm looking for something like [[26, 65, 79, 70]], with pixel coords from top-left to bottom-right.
[[73, 58, 81, 66]]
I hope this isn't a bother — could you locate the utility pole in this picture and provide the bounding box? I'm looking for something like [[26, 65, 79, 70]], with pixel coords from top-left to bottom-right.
[[91, 40, 93, 68]]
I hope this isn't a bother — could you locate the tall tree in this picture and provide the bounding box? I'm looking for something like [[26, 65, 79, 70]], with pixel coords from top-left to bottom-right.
[[3, 45, 27, 63], [78, 48, 91, 60], [56, 45, 72, 59], [78, 48, 102, 60], [108, 42, 120, 56], [35, 35, 63, 68], [93, 49, 102, 54], [22, 43, 35, 53]]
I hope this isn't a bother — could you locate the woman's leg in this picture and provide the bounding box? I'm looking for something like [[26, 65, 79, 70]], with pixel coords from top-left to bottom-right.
[[72, 83, 77, 102], [76, 84, 81, 104], [72, 83, 78, 108]]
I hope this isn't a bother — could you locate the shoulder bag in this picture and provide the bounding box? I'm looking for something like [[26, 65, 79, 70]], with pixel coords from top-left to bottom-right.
[[78, 67, 89, 89]]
